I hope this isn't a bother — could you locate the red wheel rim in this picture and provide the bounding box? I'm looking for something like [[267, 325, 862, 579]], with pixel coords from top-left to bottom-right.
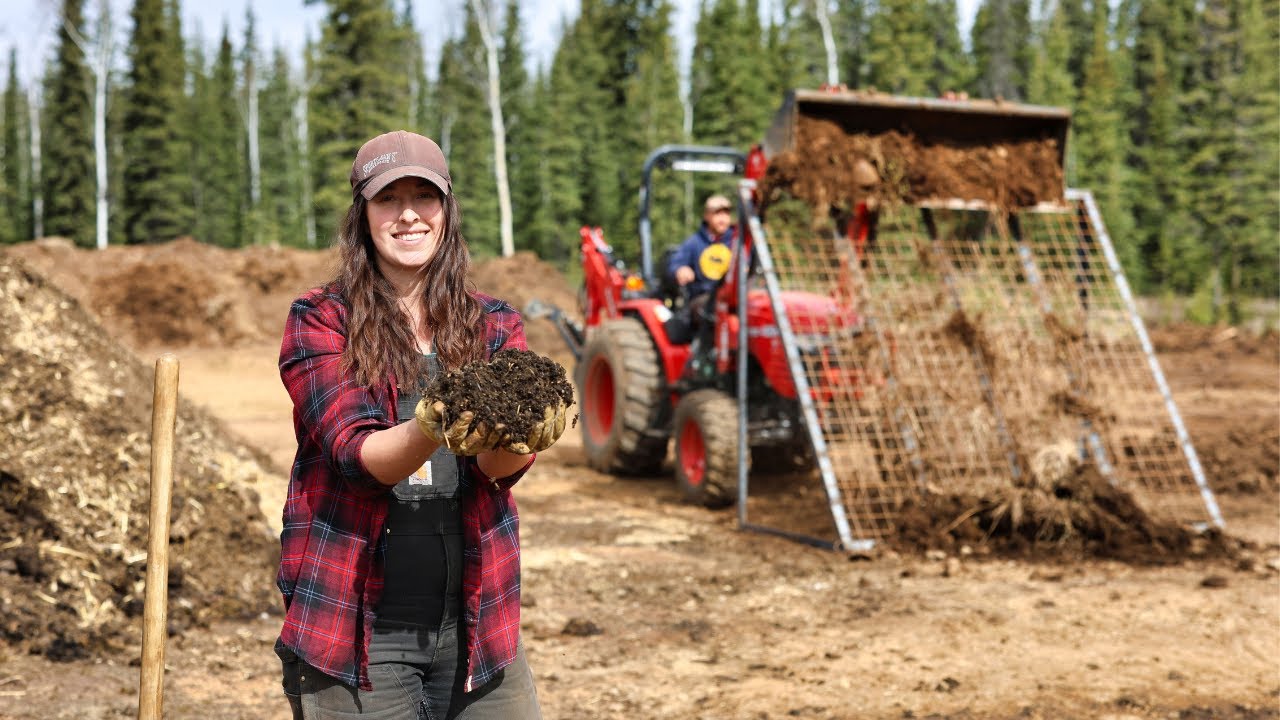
[[584, 357, 615, 445], [679, 418, 706, 487]]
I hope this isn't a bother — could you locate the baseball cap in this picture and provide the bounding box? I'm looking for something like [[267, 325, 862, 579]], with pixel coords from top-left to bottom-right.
[[350, 130, 452, 200], [704, 194, 732, 212]]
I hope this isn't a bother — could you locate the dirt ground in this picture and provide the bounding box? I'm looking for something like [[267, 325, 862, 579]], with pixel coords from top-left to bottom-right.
[[0, 241, 1277, 720]]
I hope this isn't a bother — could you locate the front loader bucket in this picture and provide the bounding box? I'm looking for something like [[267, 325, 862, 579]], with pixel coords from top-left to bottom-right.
[[761, 89, 1072, 206]]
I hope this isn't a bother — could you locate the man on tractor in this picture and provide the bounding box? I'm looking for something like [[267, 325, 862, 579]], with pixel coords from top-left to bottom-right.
[[665, 193, 736, 346]]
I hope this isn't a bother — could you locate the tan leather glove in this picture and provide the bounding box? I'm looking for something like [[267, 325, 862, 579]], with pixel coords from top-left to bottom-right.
[[505, 401, 569, 455], [415, 399, 506, 456]]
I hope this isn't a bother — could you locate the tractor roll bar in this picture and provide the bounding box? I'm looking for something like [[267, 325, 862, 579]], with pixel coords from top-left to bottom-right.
[[638, 145, 747, 284]]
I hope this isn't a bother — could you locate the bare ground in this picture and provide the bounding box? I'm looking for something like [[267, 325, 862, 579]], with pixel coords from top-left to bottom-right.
[[0, 244, 1276, 720]]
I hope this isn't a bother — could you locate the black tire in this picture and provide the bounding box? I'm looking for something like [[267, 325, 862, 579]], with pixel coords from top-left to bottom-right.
[[673, 389, 744, 508], [575, 317, 669, 474]]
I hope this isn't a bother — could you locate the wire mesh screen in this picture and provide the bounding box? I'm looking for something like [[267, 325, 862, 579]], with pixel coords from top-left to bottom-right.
[[759, 194, 1218, 543]]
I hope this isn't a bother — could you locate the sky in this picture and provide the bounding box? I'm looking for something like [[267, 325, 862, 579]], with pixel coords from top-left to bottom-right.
[[4, 0, 979, 84]]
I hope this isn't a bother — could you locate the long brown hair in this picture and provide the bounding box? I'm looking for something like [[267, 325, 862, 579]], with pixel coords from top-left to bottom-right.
[[332, 193, 484, 388]]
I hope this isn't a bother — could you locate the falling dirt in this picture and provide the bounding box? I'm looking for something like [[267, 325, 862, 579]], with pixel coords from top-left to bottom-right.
[[761, 116, 1065, 214], [0, 240, 1275, 719]]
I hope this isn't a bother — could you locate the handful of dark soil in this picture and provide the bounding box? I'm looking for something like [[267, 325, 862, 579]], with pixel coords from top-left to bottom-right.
[[424, 348, 576, 444]]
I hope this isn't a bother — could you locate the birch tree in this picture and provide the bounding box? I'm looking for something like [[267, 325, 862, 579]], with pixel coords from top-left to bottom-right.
[[50, 0, 112, 249], [469, 0, 514, 257]]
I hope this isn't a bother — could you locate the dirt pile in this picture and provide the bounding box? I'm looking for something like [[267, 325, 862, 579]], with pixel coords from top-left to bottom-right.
[[5, 237, 336, 350], [1149, 324, 1280, 494], [5, 240, 578, 362], [0, 257, 280, 660], [762, 116, 1063, 212], [469, 251, 582, 363], [890, 464, 1244, 563]]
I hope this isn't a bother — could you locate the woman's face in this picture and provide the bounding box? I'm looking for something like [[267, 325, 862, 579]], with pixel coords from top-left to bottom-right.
[[365, 176, 446, 277]]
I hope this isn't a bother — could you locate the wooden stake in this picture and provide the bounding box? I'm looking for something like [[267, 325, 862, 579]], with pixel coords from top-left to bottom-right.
[[138, 354, 179, 720]]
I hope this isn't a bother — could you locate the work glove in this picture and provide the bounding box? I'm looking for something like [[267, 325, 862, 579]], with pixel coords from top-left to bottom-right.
[[504, 401, 570, 455], [415, 399, 506, 456]]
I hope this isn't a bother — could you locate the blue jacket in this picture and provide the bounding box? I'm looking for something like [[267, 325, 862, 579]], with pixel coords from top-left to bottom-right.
[[667, 224, 734, 297]]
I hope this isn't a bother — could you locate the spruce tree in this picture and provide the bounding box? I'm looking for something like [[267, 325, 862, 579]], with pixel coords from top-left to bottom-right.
[[1130, 2, 1189, 290], [521, 70, 566, 262], [765, 0, 831, 94], [122, 0, 191, 244], [1026, 2, 1075, 107], [435, 5, 499, 255], [1057, 0, 1093, 91], [42, 0, 96, 247], [191, 27, 245, 247], [970, 0, 1032, 100], [690, 0, 774, 150], [620, 0, 685, 261], [865, 0, 934, 95], [1230, 0, 1279, 298], [1073, 1, 1139, 284], [258, 46, 307, 247], [927, 0, 972, 95], [309, 0, 413, 234], [1, 49, 31, 245], [501, 0, 537, 253], [836, 0, 872, 88]]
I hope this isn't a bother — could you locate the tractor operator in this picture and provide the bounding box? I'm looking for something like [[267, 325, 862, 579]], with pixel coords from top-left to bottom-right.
[[669, 193, 735, 300], [666, 194, 735, 347]]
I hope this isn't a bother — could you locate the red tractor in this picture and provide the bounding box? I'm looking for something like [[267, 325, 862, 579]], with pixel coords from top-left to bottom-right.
[[531, 143, 865, 507]]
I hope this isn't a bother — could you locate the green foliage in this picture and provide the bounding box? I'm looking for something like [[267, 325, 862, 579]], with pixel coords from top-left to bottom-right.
[[42, 0, 95, 247], [2, 48, 32, 245], [437, 5, 499, 254], [258, 46, 308, 247], [620, 0, 686, 264], [970, 0, 1032, 100], [865, 0, 935, 95], [190, 28, 245, 247], [8, 0, 1274, 308], [308, 0, 413, 234], [122, 0, 191, 244], [690, 0, 773, 149]]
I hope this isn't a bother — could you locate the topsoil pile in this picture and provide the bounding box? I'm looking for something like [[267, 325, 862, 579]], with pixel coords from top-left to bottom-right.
[[0, 257, 279, 660], [761, 116, 1064, 212]]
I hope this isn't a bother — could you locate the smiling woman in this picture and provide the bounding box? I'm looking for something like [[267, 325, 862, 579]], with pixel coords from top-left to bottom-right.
[[273, 129, 552, 719]]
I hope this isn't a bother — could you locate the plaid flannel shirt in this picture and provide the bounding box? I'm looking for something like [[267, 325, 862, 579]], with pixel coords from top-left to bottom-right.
[[276, 285, 532, 692]]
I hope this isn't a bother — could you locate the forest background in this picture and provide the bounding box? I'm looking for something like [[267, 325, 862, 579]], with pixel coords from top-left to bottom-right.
[[2, 0, 1277, 324]]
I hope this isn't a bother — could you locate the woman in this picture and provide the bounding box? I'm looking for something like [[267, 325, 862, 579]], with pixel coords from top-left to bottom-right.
[[274, 130, 559, 719]]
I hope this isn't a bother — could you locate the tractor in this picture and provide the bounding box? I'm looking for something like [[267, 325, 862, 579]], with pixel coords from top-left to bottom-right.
[[530, 140, 865, 508], [530, 88, 1072, 510]]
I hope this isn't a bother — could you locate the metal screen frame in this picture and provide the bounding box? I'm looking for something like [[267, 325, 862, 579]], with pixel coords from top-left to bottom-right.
[[735, 184, 1224, 552]]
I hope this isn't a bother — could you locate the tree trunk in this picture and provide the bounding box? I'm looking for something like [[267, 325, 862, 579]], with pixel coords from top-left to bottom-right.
[[93, 0, 111, 250], [812, 0, 840, 87], [470, 0, 514, 257], [246, 55, 261, 243], [28, 86, 41, 240]]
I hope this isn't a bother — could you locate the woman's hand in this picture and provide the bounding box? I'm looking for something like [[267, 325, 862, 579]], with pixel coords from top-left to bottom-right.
[[415, 399, 506, 455], [504, 401, 569, 455]]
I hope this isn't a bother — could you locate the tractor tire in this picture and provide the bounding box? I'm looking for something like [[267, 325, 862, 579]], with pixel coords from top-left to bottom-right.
[[673, 389, 744, 508], [575, 317, 669, 474]]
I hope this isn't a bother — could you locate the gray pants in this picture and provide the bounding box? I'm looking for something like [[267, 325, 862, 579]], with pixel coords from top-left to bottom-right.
[[280, 621, 541, 720]]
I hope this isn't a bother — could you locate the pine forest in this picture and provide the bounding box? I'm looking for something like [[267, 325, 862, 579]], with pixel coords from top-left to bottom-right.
[[4, 0, 1278, 323]]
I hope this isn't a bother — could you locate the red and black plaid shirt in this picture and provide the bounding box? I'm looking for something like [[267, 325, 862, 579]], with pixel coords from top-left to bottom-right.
[[276, 285, 532, 692]]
